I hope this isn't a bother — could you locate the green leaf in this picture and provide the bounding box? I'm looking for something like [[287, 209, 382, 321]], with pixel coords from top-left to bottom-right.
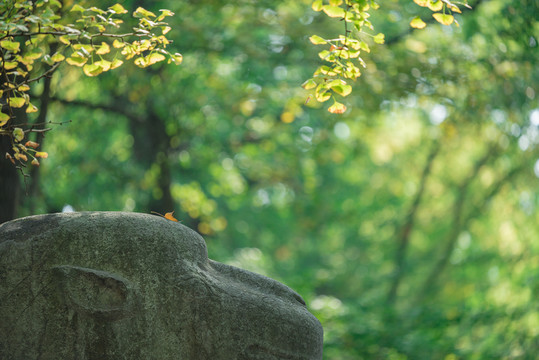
[[72, 44, 94, 55], [110, 59, 124, 69], [70, 4, 86, 12], [66, 55, 88, 67], [315, 84, 331, 102], [95, 42, 110, 55], [169, 53, 183, 65], [94, 60, 112, 71], [331, 82, 352, 97], [24, 52, 42, 62], [26, 103, 38, 113], [410, 16, 427, 29], [3, 61, 18, 70], [112, 39, 125, 48], [134, 57, 147, 68], [83, 63, 103, 76], [9, 97, 26, 108], [13, 127, 24, 142], [433, 13, 454, 25], [312, 0, 323, 11], [0, 40, 20, 52], [309, 35, 327, 45], [89, 7, 106, 15], [133, 7, 156, 18], [322, 5, 345, 18], [302, 79, 317, 90], [427, 0, 443, 11], [59, 36, 71, 45], [147, 53, 166, 66], [108, 4, 128, 14], [373, 33, 385, 44], [50, 53, 65, 62], [359, 41, 370, 52], [49, 0, 62, 8], [156, 9, 175, 21], [0, 112, 9, 127]]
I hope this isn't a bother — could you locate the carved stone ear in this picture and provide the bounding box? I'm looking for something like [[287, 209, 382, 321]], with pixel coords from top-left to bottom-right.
[[52, 265, 139, 321]]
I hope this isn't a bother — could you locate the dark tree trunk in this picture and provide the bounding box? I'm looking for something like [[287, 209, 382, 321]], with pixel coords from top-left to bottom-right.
[[0, 131, 20, 224]]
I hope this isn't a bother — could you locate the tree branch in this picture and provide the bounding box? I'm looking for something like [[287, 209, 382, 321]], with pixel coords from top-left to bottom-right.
[[415, 144, 506, 301], [387, 142, 440, 304], [49, 96, 142, 123]]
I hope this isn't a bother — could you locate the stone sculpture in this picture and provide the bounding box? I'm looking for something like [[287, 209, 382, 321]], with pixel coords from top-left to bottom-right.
[[0, 212, 323, 359]]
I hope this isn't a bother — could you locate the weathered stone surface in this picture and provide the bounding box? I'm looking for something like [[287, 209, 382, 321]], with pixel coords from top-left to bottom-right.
[[0, 212, 323, 359]]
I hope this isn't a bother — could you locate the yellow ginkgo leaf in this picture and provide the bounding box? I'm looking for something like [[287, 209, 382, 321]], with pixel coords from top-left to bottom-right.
[[427, 0, 443, 12], [410, 16, 427, 29], [433, 13, 454, 25]]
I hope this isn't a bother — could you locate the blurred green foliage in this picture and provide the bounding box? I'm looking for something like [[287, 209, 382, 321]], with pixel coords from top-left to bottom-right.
[[12, 0, 539, 358]]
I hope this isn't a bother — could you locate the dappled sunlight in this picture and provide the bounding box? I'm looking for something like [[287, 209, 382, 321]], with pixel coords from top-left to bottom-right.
[[3, 0, 537, 358]]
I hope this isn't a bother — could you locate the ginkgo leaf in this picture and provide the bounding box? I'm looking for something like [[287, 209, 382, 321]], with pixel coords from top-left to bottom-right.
[[301, 79, 317, 90], [3, 61, 18, 70], [113, 39, 125, 48], [146, 53, 166, 66], [71, 4, 86, 12], [373, 33, 385, 44], [309, 35, 327, 45], [322, 5, 345, 18], [35, 151, 48, 158], [51, 53, 65, 62], [94, 60, 112, 71], [410, 16, 427, 29], [134, 7, 156, 18], [13, 127, 24, 141], [66, 55, 88, 66], [110, 59, 123, 69], [433, 13, 454, 25], [83, 63, 103, 76], [413, 0, 428, 6], [1, 40, 21, 52], [26, 103, 38, 113], [0, 112, 9, 126], [331, 83, 352, 97], [14, 153, 28, 161], [96, 42, 110, 55], [151, 211, 180, 222], [312, 0, 323, 11], [164, 211, 179, 222], [25, 141, 40, 149], [328, 100, 347, 114], [427, 0, 443, 11], [9, 97, 26, 108], [109, 3, 128, 14]]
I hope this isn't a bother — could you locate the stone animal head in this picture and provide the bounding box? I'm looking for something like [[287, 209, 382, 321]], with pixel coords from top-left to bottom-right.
[[0, 212, 323, 360]]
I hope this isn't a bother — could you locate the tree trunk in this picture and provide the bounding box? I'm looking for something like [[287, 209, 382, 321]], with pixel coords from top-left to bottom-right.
[[0, 131, 20, 224]]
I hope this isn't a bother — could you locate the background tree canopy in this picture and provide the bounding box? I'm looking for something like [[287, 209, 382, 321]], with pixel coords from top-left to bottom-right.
[[2, 0, 538, 359]]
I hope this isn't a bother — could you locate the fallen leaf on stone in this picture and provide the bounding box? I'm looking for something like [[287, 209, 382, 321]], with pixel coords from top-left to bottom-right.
[[151, 210, 179, 222]]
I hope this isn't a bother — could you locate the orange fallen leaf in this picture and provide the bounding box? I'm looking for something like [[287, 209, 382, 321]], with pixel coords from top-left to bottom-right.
[[164, 211, 179, 222], [151, 210, 180, 222]]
